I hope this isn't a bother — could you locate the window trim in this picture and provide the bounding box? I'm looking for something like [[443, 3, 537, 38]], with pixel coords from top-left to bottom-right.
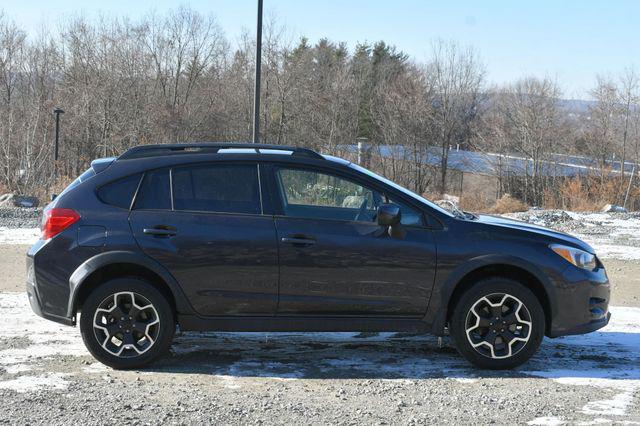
[[271, 164, 430, 229], [169, 167, 175, 211]]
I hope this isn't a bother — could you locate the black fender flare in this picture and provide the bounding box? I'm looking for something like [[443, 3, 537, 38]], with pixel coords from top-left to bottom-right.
[[66, 250, 195, 318], [429, 254, 558, 335]]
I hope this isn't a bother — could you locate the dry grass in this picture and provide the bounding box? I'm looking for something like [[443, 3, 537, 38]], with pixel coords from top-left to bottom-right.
[[489, 194, 529, 214], [459, 192, 493, 212], [543, 175, 632, 212]]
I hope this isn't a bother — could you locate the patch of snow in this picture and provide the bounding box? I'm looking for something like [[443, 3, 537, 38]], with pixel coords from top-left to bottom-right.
[[215, 375, 242, 389], [575, 419, 613, 425], [527, 416, 566, 425], [3, 364, 31, 374], [0, 293, 87, 367], [0, 227, 39, 245], [525, 306, 640, 417], [585, 243, 640, 261], [81, 362, 109, 374], [581, 388, 636, 416], [0, 373, 70, 393], [453, 377, 478, 384]]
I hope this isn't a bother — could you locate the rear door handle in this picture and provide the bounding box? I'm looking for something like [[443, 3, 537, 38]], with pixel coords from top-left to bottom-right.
[[143, 226, 177, 237], [281, 237, 316, 246]]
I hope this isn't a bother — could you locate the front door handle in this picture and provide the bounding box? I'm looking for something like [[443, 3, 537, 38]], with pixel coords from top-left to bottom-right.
[[281, 236, 316, 246], [143, 226, 177, 237]]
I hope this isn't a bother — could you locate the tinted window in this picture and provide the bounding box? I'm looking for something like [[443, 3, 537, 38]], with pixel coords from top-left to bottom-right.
[[277, 168, 423, 226], [172, 164, 261, 214], [97, 173, 142, 209], [134, 169, 171, 210]]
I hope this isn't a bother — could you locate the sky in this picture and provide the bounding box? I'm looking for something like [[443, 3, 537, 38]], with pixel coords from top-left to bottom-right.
[[1, 0, 639, 100]]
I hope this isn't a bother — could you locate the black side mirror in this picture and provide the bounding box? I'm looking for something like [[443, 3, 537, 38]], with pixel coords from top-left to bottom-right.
[[51, 193, 57, 202], [377, 203, 401, 226]]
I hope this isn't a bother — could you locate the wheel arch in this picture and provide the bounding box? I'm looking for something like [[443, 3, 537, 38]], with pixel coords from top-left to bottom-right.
[[68, 251, 194, 319], [431, 256, 557, 336]]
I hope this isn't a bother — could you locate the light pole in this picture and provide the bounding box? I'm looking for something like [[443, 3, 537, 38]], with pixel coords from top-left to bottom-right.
[[252, 0, 263, 144], [53, 108, 64, 180]]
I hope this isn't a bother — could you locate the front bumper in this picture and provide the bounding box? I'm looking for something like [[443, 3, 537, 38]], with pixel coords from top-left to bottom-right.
[[547, 263, 611, 338]]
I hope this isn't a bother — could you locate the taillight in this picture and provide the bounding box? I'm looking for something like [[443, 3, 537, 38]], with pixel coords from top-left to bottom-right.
[[41, 208, 81, 240]]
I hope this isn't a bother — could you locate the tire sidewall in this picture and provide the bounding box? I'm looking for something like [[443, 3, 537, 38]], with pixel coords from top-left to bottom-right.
[[450, 278, 545, 370], [80, 278, 175, 370]]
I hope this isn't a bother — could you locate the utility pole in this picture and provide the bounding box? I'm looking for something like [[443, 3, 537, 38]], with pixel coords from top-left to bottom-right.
[[252, 0, 263, 144], [53, 108, 64, 180]]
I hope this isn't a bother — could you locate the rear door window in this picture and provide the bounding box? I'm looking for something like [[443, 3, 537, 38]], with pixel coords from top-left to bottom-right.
[[133, 169, 171, 210], [97, 173, 142, 209], [171, 163, 261, 214]]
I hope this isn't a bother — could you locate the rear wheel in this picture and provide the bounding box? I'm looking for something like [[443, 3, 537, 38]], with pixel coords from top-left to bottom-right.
[[450, 278, 545, 369], [80, 278, 175, 369]]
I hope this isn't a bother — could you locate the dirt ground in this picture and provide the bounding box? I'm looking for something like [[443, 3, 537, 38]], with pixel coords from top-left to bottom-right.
[[1, 244, 639, 425], [0, 245, 29, 293]]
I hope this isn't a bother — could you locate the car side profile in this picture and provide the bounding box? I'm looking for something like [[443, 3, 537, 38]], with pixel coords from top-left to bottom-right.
[[26, 143, 611, 370]]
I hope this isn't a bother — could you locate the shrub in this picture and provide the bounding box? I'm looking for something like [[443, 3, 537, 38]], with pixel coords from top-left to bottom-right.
[[490, 194, 529, 214]]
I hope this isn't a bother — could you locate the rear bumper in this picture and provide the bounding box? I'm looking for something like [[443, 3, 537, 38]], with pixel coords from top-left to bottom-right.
[[547, 264, 611, 338], [26, 254, 75, 326]]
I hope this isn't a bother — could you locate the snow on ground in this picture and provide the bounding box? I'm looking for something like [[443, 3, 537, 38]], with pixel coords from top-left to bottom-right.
[[1, 292, 639, 420], [504, 210, 640, 261], [564, 211, 640, 261], [0, 227, 39, 245]]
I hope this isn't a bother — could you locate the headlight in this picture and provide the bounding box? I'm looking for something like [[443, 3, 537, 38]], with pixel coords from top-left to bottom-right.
[[550, 244, 597, 270]]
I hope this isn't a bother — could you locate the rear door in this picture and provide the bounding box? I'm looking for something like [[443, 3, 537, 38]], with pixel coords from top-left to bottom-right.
[[129, 162, 279, 316]]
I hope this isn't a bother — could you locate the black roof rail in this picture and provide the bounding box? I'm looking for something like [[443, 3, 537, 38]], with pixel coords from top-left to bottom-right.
[[118, 142, 324, 160]]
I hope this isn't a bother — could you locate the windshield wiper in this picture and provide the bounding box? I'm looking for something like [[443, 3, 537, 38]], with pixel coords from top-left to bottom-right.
[[439, 200, 465, 218], [438, 200, 478, 220]]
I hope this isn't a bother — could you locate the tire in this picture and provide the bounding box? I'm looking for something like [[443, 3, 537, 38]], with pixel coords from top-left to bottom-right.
[[79, 278, 175, 370], [450, 277, 545, 370]]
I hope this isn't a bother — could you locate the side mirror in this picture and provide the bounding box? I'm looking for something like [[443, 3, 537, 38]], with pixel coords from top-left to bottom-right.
[[51, 193, 57, 202], [377, 203, 401, 226]]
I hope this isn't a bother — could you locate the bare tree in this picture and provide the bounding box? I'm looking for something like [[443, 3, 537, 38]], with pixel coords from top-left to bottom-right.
[[426, 40, 484, 195]]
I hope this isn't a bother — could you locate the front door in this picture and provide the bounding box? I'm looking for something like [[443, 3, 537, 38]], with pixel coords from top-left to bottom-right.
[[272, 166, 437, 317], [129, 163, 278, 316]]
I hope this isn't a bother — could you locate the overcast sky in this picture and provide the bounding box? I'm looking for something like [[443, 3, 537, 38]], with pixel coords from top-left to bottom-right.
[[2, 0, 639, 100]]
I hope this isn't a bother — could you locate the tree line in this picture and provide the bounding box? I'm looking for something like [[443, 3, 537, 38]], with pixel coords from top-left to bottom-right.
[[0, 8, 638, 209]]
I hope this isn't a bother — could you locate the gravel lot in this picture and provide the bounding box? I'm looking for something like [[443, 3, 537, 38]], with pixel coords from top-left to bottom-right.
[[0, 207, 638, 425]]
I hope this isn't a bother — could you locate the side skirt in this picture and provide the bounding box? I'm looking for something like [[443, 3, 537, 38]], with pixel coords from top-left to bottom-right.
[[178, 315, 431, 333]]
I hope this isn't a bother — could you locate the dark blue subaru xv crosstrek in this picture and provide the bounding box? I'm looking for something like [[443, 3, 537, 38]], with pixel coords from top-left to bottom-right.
[[27, 143, 611, 369]]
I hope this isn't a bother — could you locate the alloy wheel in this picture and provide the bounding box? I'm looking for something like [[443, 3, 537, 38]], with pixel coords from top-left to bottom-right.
[[464, 293, 532, 359], [92, 291, 160, 358]]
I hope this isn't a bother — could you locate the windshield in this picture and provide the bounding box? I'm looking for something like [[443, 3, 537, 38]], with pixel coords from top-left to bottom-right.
[[347, 162, 454, 218]]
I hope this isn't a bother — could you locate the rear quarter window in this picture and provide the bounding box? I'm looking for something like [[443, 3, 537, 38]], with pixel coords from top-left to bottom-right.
[[97, 173, 142, 209]]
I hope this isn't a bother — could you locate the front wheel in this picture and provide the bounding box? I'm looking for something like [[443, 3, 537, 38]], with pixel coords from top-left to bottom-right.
[[79, 278, 175, 369], [450, 278, 545, 369]]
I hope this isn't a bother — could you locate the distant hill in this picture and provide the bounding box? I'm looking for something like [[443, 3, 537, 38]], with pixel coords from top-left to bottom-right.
[[557, 98, 597, 114]]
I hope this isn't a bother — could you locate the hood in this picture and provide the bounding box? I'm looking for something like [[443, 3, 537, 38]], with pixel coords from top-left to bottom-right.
[[474, 214, 595, 254]]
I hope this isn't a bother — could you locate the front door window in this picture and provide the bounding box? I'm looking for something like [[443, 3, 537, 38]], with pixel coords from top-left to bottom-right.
[[276, 168, 424, 226]]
